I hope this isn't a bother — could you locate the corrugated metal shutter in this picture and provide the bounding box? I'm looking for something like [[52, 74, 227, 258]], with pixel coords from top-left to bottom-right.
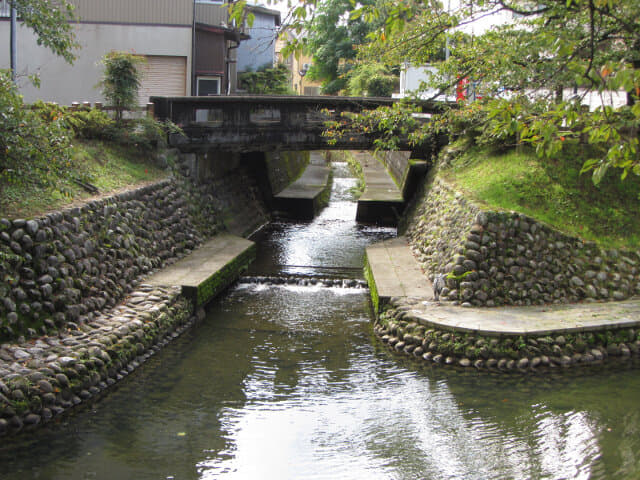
[[138, 56, 187, 105]]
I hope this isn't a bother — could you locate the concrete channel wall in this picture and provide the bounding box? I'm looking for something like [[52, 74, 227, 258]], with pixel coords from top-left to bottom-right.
[[0, 149, 305, 436]]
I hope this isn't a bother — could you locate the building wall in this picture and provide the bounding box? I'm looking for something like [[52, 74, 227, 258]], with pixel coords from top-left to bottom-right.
[[237, 11, 278, 72], [275, 36, 321, 95], [195, 2, 227, 27], [69, 0, 193, 25], [0, 22, 192, 104], [195, 29, 226, 75]]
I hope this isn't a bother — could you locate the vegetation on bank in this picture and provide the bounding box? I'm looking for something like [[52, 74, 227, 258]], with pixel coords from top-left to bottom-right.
[[0, 139, 169, 219], [440, 141, 640, 249]]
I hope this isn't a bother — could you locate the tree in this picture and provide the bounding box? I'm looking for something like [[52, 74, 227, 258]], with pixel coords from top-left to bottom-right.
[[1, 1, 77, 192], [99, 51, 145, 123], [346, 62, 397, 97], [282, 0, 640, 183], [239, 64, 293, 94], [9, 0, 78, 64], [302, 0, 383, 94]]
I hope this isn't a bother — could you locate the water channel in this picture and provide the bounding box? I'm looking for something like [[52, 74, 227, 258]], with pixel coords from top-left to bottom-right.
[[2, 160, 640, 479]]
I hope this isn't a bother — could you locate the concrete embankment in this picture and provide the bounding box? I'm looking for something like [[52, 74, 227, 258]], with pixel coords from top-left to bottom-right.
[[273, 152, 331, 220], [354, 152, 404, 226]]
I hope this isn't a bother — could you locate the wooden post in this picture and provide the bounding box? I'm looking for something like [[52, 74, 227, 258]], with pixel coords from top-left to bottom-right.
[[146, 102, 154, 118]]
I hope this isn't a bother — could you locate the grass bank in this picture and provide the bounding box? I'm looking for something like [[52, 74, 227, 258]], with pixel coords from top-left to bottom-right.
[[440, 141, 640, 249], [1, 140, 170, 219]]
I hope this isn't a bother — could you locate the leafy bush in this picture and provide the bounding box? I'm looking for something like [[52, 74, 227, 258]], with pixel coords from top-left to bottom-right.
[[346, 63, 398, 97], [0, 70, 74, 189], [98, 51, 145, 122], [65, 108, 116, 140]]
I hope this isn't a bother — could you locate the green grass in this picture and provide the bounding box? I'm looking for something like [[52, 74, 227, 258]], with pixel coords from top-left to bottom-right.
[[441, 142, 640, 249], [1, 140, 169, 219]]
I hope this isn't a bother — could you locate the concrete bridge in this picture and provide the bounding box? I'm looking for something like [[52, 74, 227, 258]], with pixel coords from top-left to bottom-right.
[[150, 95, 450, 153]]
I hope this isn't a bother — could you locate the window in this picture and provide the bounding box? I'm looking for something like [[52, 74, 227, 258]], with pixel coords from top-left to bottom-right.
[[197, 76, 221, 96], [0, 1, 10, 18], [194, 108, 223, 126]]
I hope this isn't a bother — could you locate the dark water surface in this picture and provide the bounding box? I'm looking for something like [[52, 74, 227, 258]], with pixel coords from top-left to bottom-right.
[[1, 162, 640, 479]]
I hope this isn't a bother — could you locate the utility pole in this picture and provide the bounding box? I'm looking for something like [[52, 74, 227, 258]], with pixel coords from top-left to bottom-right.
[[10, 1, 17, 82]]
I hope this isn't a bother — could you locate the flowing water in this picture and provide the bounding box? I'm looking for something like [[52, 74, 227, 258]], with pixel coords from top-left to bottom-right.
[[2, 161, 640, 479]]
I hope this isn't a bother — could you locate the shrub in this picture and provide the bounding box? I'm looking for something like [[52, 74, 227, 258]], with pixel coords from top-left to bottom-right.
[[65, 108, 116, 140], [0, 70, 73, 189], [98, 51, 145, 122]]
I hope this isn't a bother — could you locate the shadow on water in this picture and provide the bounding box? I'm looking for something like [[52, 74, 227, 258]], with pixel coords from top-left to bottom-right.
[[1, 161, 640, 479]]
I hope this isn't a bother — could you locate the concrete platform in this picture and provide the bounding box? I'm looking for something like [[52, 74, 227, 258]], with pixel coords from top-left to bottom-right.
[[365, 236, 640, 337], [355, 152, 404, 226], [146, 233, 255, 306], [365, 236, 433, 310], [404, 300, 640, 337], [274, 153, 330, 220]]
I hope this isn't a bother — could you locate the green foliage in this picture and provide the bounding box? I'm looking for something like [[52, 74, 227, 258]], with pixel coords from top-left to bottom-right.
[[98, 51, 145, 122], [228, 0, 255, 29], [322, 100, 437, 151], [0, 70, 74, 190], [278, 0, 640, 184], [346, 63, 397, 97], [65, 108, 115, 140], [12, 0, 78, 63], [442, 142, 640, 249], [301, 0, 384, 94], [238, 64, 293, 94]]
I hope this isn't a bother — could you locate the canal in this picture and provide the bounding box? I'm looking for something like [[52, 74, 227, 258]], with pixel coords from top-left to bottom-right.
[[1, 160, 640, 479]]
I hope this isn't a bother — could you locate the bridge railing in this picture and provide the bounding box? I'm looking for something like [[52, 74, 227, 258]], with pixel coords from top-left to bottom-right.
[[150, 95, 452, 151]]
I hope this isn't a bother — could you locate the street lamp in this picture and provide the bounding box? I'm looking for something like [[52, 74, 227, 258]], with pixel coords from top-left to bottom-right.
[[298, 62, 309, 95]]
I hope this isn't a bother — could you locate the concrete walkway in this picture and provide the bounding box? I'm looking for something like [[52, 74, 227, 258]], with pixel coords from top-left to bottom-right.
[[356, 152, 404, 202], [355, 152, 404, 225], [274, 152, 330, 219], [146, 233, 255, 306], [366, 236, 640, 337]]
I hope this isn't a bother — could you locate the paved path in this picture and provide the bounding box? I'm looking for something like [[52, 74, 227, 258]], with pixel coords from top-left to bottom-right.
[[366, 236, 640, 336], [274, 152, 330, 219]]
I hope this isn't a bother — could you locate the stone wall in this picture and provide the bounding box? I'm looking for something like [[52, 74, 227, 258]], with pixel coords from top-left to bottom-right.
[[0, 159, 270, 343], [375, 298, 640, 371], [0, 147, 315, 436], [0, 286, 194, 434], [406, 177, 640, 306]]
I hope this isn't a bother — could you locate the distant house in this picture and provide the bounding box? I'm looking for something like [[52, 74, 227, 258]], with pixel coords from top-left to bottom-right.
[[275, 30, 322, 96], [236, 5, 280, 74], [0, 0, 246, 104]]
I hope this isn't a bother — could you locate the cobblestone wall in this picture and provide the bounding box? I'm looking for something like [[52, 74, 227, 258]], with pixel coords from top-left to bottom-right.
[[0, 159, 270, 342], [406, 177, 640, 306]]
